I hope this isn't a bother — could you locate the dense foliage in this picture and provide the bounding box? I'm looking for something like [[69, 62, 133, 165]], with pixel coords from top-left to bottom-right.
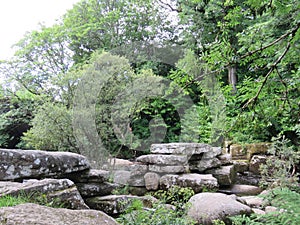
[[0, 0, 299, 156]]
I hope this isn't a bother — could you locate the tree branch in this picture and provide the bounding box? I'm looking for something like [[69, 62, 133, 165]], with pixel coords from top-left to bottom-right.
[[157, 0, 181, 12], [240, 23, 300, 60], [242, 41, 291, 109]]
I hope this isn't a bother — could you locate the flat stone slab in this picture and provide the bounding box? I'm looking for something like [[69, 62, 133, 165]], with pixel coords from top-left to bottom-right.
[[136, 154, 188, 165], [219, 184, 262, 196], [0, 149, 90, 181], [0, 203, 118, 225], [65, 169, 110, 183], [160, 173, 218, 193], [149, 165, 189, 174], [189, 158, 221, 172], [150, 143, 213, 155]]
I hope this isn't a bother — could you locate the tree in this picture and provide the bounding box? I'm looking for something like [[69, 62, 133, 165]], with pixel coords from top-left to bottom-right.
[[62, 0, 167, 63], [159, 0, 300, 143], [0, 89, 38, 148], [1, 24, 73, 97]]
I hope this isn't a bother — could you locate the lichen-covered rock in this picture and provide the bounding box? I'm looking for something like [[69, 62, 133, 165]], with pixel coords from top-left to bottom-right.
[[0, 149, 90, 181], [229, 143, 270, 160], [230, 144, 247, 160], [0, 203, 119, 225], [85, 195, 157, 215], [187, 193, 252, 225], [206, 165, 236, 186], [0, 179, 88, 209], [246, 143, 271, 159], [160, 174, 218, 193], [150, 143, 213, 155]]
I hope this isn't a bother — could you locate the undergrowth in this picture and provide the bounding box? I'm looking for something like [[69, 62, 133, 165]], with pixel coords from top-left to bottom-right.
[[117, 186, 196, 225], [231, 188, 300, 225]]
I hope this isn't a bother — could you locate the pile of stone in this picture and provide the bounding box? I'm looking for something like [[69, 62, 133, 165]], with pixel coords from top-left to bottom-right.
[[111, 143, 237, 194], [0, 143, 269, 224]]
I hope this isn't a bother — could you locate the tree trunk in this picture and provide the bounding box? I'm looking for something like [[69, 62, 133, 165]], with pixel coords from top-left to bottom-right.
[[228, 65, 237, 93]]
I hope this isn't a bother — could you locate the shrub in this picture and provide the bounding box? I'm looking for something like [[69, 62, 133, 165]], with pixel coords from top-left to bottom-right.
[[259, 135, 300, 189]]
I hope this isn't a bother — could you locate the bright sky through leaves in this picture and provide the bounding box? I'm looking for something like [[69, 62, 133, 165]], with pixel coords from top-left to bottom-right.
[[0, 0, 80, 60]]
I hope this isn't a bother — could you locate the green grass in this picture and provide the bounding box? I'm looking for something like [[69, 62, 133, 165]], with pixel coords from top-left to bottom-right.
[[0, 194, 30, 207], [0, 192, 65, 208]]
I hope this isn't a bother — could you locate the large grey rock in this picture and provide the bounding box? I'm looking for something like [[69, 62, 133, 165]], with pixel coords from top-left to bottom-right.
[[187, 193, 252, 225], [136, 154, 188, 165], [160, 174, 218, 193], [85, 195, 157, 215], [150, 143, 213, 155], [65, 169, 110, 183], [0, 179, 88, 209], [76, 182, 120, 197], [0, 203, 119, 225], [0, 149, 90, 181], [144, 172, 160, 190], [206, 165, 236, 186], [149, 164, 188, 174]]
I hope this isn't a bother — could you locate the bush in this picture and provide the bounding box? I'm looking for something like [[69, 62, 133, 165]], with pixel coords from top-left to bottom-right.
[[259, 135, 300, 189]]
